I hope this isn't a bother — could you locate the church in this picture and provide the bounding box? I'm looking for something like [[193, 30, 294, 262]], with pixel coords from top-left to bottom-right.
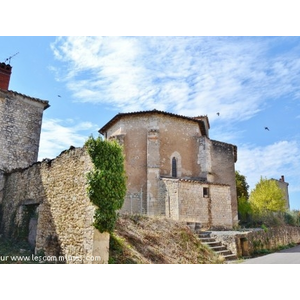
[[99, 110, 238, 228]]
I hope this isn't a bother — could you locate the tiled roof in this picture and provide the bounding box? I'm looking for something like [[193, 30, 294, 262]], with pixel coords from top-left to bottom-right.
[[99, 109, 208, 136]]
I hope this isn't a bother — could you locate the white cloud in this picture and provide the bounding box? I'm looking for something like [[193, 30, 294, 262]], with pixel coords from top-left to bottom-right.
[[236, 140, 300, 193], [38, 118, 98, 160], [50, 37, 300, 124]]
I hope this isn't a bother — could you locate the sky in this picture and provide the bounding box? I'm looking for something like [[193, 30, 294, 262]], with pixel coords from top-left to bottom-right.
[[0, 36, 300, 210]]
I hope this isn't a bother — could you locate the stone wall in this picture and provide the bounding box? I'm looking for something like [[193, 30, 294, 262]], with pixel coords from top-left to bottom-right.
[[0, 147, 109, 264], [0, 90, 48, 171], [211, 140, 238, 226], [0, 170, 4, 204], [245, 226, 300, 255], [273, 178, 290, 209], [0, 170, 5, 226], [159, 178, 234, 228], [210, 226, 300, 257], [105, 113, 206, 215], [106, 116, 148, 214]]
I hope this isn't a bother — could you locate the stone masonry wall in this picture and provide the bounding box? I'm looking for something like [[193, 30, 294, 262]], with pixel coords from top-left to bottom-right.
[[0, 90, 48, 171], [0, 170, 5, 225], [209, 183, 233, 228], [0, 170, 4, 204], [211, 140, 238, 226], [275, 179, 290, 209], [210, 226, 300, 258], [159, 178, 180, 219], [245, 226, 300, 255], [159, 178, 233, 228], [0, 147, 109, 264], [105, 113, 203, 215], [106, 117, 148, 214]]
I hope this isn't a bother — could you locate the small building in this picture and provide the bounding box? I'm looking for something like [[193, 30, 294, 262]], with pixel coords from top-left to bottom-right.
[[99, 110, 239, 229], [0, 62, 49, 172], [271, 175, 290, 209]]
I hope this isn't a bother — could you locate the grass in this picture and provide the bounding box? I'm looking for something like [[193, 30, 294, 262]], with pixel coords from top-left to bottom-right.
[[109, 214, 225, 264], [252, 242, 297, 257]]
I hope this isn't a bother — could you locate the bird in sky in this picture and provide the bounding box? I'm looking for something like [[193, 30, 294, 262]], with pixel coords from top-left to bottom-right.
[[57, 95, 61, 98], [217, 112, 220, 116], [265, 127, 270, 131]]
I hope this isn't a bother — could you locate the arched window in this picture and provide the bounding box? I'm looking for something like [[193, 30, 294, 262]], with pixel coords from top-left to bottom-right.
[[172, 157, 177, 178]]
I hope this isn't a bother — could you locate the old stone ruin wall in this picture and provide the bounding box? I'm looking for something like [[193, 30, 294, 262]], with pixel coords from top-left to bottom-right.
[[0, 147, 109, 264]]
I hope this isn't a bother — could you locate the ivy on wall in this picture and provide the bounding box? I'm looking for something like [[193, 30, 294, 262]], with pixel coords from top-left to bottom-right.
[[85, 135, 127, 233]]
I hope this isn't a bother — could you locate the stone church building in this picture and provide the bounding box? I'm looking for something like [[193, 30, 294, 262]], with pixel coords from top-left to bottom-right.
[[99, 110, 238, 228]]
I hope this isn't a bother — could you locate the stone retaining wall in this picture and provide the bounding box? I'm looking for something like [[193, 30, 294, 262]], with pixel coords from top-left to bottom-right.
[[210, 226, 300, 257]]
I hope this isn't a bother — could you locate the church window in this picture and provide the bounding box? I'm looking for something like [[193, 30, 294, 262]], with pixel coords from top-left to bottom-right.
[[172, 157, 177, 178]]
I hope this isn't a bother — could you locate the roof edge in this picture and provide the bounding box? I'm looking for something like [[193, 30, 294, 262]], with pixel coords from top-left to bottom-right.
[[0, 88, 50, 110], [99, 109, 207, 136]]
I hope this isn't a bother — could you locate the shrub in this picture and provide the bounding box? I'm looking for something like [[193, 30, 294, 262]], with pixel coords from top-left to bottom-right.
[[85, 135, 127, 233]]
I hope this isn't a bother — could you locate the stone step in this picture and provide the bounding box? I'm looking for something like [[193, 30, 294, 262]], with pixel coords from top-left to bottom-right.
[[209, 245, 227, 251], [222, 254, 238, 261], [215, 249, 233, 256], [198, 237, 216, 243], [187, 223, 237, 262], [203, 241, 222, 247]]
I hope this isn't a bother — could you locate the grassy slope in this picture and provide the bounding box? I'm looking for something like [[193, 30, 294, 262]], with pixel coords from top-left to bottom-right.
[[1, 215, 224, 264], [109, 214, 225, 264]]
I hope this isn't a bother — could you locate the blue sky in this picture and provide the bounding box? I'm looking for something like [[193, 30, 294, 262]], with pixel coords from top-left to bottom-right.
[[1, 36, 300, 210]]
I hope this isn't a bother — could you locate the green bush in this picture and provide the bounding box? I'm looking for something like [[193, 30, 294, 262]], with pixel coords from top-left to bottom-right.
[[85, 136, 127, 233]]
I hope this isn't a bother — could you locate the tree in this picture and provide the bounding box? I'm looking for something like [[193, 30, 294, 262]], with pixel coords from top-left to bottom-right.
[[236, 170, 249, 200], [235, 171, 251, 222], [85, 135, 127, 233], [249, 176, 286, 214]]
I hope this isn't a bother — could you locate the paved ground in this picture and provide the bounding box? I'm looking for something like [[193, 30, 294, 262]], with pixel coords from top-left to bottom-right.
[[241, 244, 300, 264]]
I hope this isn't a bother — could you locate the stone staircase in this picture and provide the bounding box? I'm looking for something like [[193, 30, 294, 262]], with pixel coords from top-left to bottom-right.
[[187, 222, 237, 262]]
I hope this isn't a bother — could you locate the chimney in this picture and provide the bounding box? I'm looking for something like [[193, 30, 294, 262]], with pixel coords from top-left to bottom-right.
[[0, 62, 12, 90], [281, 175, 285, 182]]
